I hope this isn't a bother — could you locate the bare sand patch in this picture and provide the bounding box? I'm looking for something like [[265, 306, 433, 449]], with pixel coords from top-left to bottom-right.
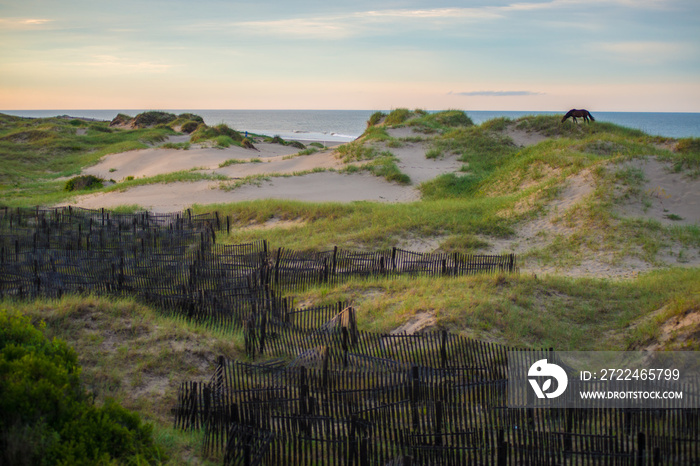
[[614, 158, 700, 226], [212, 151, 341, 178], [394, 235, 449, 254], [489, 169, 596, 255], [486, 158, 700, 278], [66, 172, 421, 213], [373, 139, 463, 185], [84, 142, 306, 180], [385, 126, 431, 139], [505, 125, 549, 147], [391, 312, 436, 334], [240, 217, 306, 231], [68, 128, 467, 212]]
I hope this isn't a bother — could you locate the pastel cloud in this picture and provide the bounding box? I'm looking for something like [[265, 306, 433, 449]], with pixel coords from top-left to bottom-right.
[[453, 91, 544, 96], [0, 18, 53, 28], [596, 41, 696, 64]]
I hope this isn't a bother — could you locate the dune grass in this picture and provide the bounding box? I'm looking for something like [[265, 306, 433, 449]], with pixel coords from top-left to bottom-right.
[[288, 268, 699, 350], [194, 196, 512, 250], [0, 114, 177, 206], [1, 294, 236, 464], [2, 110, 699, 462]]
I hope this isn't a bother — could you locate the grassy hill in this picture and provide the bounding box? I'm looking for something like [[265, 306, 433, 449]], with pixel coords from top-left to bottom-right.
[[1, 110, 698, 463]]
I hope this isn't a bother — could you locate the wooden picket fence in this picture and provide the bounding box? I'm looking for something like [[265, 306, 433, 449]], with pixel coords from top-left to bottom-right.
[[174, 357, 699, 465], [3, 206, 697, 464]]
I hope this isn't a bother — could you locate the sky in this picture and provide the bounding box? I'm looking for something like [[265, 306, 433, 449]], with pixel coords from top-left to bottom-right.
[[1, 0, 699, 111]]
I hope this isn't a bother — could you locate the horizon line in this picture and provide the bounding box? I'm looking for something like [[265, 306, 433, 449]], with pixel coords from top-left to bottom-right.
[[2, 108, 699, 114]]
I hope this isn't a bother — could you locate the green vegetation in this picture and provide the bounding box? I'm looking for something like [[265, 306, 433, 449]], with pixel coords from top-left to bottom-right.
[[160, 141, 191, 150], [64, 174, 105, 192], [348, 152, 411, 185], [288, 268, 699, 350], [1, 110, 699, 461], [0, 113, 176, 206], [110, 111, 204, 131], [104, 170, 229, 191], [268, 135, 306, 149], [367, 111, 385, 127], [0, 308, 165, 465], [190, 123, 243, 144], [197, 197, 511, 250], [420, 126, 518, 199], [384, 108, 412, 126]]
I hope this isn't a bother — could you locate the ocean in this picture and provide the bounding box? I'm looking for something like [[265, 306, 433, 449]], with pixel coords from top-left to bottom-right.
[[2, 109, 699, 142]]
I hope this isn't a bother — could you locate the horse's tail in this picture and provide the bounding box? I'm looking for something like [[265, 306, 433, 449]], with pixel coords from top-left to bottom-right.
[[587, 111, 595, 122]]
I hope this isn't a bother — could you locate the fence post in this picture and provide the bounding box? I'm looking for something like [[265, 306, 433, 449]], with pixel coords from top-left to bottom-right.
[[244, 443, 251, 466], [411, 366, 419, 430], [434, 400, 443, 446], [332, 246, 338, 278], [440, 330, 448, 368], [342, 327, 349, 368], [497, 429, 507, 466], [637, 432, 646, 466], [259, 309, 267, 355]]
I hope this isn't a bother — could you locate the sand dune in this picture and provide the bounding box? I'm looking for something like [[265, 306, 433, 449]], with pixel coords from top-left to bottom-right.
[[69, 133, 459, 211], [63, 126, 700, 279]]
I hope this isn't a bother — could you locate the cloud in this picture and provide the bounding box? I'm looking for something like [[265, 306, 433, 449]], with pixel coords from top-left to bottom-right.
[[0, 18, 53, 29], [452, 90, 544, 96], [595, 41, 695, 64], [233, 18, 356, 39], [199, 0, 682, 41], [78, 55, 172, 73], [358, 8, 500, 20], [231, 6, 505, 39]]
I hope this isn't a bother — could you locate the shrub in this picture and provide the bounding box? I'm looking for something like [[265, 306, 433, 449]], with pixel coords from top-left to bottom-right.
[[367, 111, 386, 127], [213, 124, 242, 141], [384, 108, 412, 126], [190, 123, 243, 144], [88, 124, 113, 133], [109, 113, 132, 126], [64, 175, 104, 192], [676, 137, 700, 154], [132, 111, 177, 128], [432, 110, 473, 128], [425, 147, 443, 159], [216, 135, 235, 148], [176, 113, 204, 124], [180, 121, 200, 134], [366, 153, 411, 185], [0, 309, 165, 465]]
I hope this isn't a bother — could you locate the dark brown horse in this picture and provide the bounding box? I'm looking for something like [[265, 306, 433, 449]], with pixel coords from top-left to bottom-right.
[[562, 109, 595, 123]]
